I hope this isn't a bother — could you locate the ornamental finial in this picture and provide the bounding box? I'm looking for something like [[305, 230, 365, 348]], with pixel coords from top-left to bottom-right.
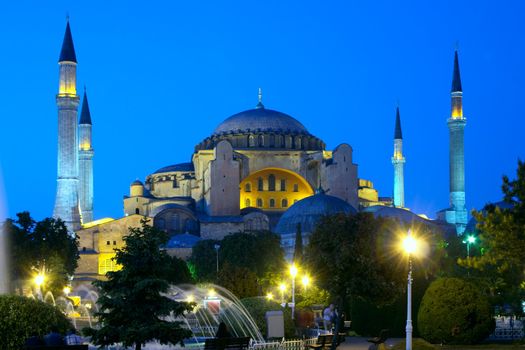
[[256, 87, 264, 109]]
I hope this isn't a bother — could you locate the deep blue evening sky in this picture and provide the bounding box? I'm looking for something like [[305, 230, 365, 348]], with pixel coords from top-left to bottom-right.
[[0, 1, 524, 222]]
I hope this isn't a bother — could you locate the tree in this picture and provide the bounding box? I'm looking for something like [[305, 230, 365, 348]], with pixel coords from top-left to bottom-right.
[[188, 239, 220, 282], [3, 212, 79, 294], [85, 219, 193, 350], [460, 160, 525, 311], [218, 263, 258, 299], [305, 213, 406, 348], [293, 223, 303, 264], [418, 278, 494, 344]]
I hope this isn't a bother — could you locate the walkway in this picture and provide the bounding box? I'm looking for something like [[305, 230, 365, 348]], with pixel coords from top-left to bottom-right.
[[338, 337, 402, 350]]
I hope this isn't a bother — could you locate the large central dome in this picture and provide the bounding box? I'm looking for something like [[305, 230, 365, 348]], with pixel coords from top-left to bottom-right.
[[213, 106, 310, 136]]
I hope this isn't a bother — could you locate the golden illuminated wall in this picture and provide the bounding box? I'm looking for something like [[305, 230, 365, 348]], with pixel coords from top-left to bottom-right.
[[58, 63, 77, 96], [98, 253, 121, 275], [240, 168, 314, 211]]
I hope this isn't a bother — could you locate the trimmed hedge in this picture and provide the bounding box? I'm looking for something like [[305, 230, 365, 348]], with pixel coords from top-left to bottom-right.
[[418, 278, 494, 344], [240, 297, 295, 339], [0, 294, 72, 350]]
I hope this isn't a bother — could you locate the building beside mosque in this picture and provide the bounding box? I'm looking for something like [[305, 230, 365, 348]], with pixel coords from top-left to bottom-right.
[[49, 22, 466, 283]]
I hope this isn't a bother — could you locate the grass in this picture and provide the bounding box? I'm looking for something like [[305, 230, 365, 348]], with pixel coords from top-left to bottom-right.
[[390, 338, 525, 350]]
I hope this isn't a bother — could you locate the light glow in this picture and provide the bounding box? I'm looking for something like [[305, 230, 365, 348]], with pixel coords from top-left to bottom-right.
[[34, 273, 45, 287], [402, 235, 417, 255], [289, 264, 298, 278], [279, 283, 286, 292], [301, 275, 310, 288], [63, 286, 71, 295], [266, 292, 274, 300]]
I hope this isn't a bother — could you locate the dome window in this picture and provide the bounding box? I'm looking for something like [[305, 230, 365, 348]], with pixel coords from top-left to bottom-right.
[[280, 179, 286, 191], [245, 198, 251, 207], [245, 183, 251, 192], [282, 198, 288, 208], [257, 198, 263, 208], [258, 177, 264, 191], [268, 174, 276, 191], [269, 198, 276, 208]]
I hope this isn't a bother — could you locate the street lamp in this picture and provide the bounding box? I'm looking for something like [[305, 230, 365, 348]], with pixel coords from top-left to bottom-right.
[[214, 244, 220, 277], [402, 231, 418, 350], [289, 264, 298, 319], [301, 275, 310, 289], [462, 235, 476, 258]]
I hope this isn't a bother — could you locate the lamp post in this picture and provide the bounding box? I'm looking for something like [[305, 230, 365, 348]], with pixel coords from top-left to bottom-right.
[[214, 244, 220, 277], [290, 264, 298, 319], [462, 235, 476, 258], [279, 283, 286, 305], [402, 231, 418, 350]]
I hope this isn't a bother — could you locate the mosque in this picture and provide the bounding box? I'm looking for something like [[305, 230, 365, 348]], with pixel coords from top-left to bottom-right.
[[50, 21, 467, 282]]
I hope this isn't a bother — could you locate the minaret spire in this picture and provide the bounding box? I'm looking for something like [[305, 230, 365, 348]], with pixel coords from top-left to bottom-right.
[[446, 50, 467, 235], [54, 19, 81, 231], [78, 88, 94, 224], [392, 106, 405, 208]]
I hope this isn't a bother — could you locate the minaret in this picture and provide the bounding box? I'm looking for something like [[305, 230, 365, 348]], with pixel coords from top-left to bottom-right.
[[53, 19, 81, 231], [446, 50, 467, 235], [392, 106, 405, 208], [79, 88, 94, 224]]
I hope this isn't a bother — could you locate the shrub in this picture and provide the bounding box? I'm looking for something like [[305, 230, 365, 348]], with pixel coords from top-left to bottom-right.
[[241, 296, 295, 339], [391, 338, 437, 350], [418, 277, 495, 344], [0, 294, 72, 350]]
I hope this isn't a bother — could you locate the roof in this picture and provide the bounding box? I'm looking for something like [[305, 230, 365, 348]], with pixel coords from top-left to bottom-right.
[[166, 233, 201, 248], [394, 106, 402, 139], [79, 89, 91, 124], [213, 106, 310, 136], [59, 21, 77, 63], [275, 192, 357, 235], [153, 162, 194, 174], [451, 50, 462, 92], [131, 179, 143, 186], [363, 205, 430, 224]]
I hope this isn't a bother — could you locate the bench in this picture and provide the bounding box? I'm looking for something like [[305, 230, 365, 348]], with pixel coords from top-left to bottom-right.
[[307, 334, 344, 350], [25, 346, 88, 350], [204, 337, 251, 350]]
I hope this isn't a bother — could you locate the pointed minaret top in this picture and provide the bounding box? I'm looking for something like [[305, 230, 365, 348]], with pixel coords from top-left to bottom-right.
[[255, 87, 264, 109], [394, 106, 402, 139], [451, 50, 462, 92], [59, 19, 77, 63], [79, 88, 92, 125]]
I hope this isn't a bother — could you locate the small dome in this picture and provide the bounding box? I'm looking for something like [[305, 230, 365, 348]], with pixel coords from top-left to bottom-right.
[[131, 180, 143, 186], [153, 162, 194, 174], [166, 233, 201, 248], [213, 107, 310, 136], [363, 206, 430, 224], [275, 192, 357, 235]]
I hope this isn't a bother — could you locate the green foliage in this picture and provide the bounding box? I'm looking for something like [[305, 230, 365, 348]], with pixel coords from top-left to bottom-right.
[[295, 285, 331, 309], [218, 263, 259, 299], [459, 160, 525, 312], [190, 231, 286, 294], [240, 297, 295, 338], [85, 219, 194, 350], [0, 294, 72, 350], [391, 338, 438, 350], [189, 239, 220, 282], [305, 213, 405, 306], [418, 277, 494, 344], [3, 212, 79, 294]]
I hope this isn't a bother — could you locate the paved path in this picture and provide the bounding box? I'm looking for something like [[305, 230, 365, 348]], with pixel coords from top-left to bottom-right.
[[338, 337, 402, 350]]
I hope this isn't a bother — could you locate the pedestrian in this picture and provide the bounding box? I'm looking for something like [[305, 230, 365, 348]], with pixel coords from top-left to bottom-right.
[[323, 303, 335, 331]]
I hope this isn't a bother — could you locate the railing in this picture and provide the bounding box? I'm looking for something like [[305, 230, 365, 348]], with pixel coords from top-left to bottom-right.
[[489, 316, 524, 340]]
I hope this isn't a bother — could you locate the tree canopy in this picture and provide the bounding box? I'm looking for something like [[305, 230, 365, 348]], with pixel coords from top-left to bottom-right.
[[85, 219, 193, 350], [460, 160, 525, 311], [3, 212, 78, 294]]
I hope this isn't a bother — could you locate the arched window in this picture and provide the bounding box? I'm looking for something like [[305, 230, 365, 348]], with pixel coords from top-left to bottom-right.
[[258, 135, 264, 147], [245, 198, 251, 207], [293, 184, 299, 192], [172, 178, 178, 188], [256, 198, 263, 208], [282, 198, 288, 208], [258, 177, 264, 191], [249, 135, 256, 147], [269, 198, 275, 208], [135, 208, 140, 214], [245, 183, 251, 192], [268, 174, 276, 191], [280, 179, 286, 191]]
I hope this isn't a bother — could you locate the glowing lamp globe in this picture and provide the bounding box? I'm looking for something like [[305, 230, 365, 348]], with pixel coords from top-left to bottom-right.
[[403, 235, 418, 255]]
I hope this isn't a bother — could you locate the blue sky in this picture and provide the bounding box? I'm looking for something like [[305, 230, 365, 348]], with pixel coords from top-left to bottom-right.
[[0, 0, 524, 221]]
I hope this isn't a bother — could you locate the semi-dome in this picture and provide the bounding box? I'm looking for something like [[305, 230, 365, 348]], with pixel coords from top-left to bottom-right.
[[153, 162, 194, 174], [275, 191, 357, 235], [363, 205, 431, 224], [213, 107, 310, 136]]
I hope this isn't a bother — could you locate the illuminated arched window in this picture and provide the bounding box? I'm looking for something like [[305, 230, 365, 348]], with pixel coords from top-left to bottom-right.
[[256, 198, 263, 208], [245, 198, 251, 207], [245, 183, 251, 192], [258, 177, 264, 191], [269, 198, 275, 208], [268, 174, 276, 191], [282, 198, 288, 208]]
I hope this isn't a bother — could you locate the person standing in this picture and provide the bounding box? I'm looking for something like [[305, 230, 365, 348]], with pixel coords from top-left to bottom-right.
[[323, 304, 335, 331]]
